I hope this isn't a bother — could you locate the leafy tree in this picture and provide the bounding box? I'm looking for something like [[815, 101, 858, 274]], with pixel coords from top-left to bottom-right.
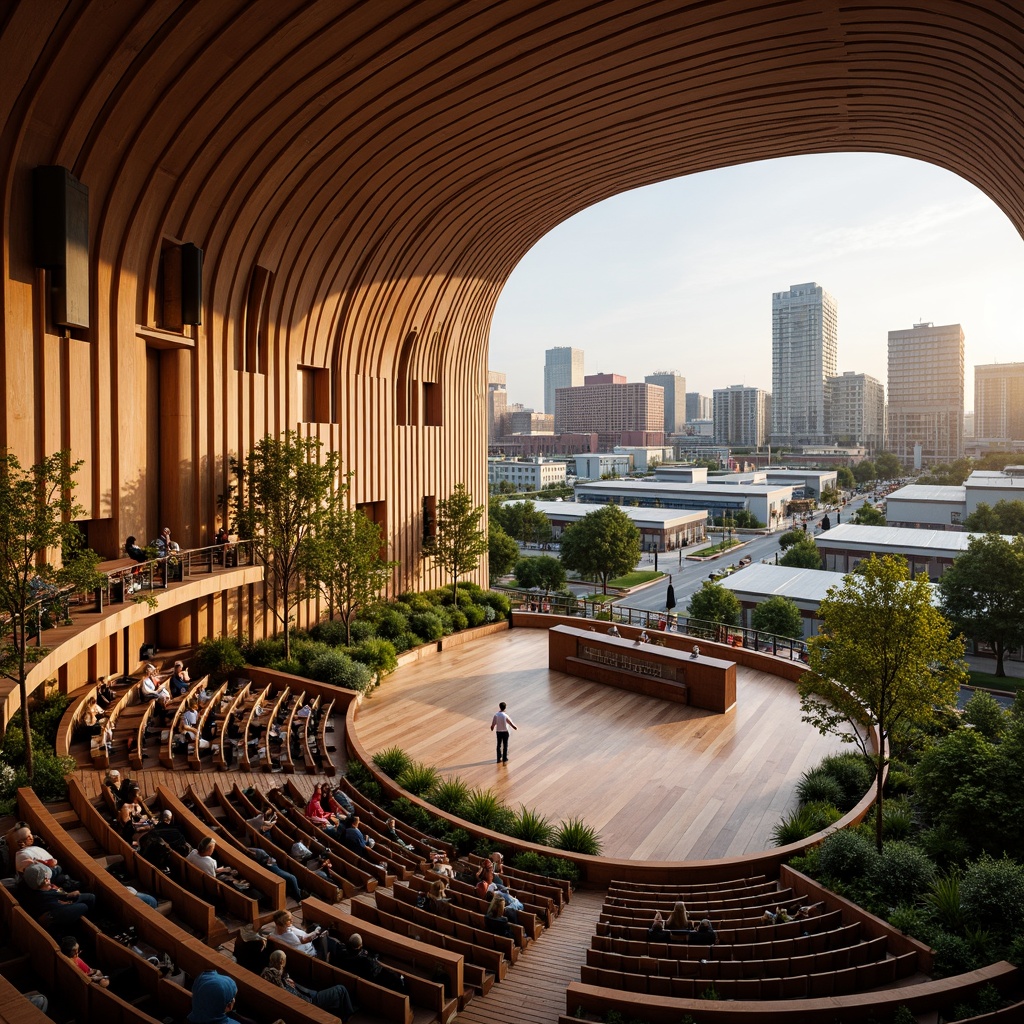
[[0, 450, 103, 780], [938, 534, 1024, 677], [778, 528, 804, 550], [798, 555, 966, 850], [963, 499, 1024, 536], [853, 460, 877, 484], [836, 467, 856, 490], [779, 537, 822, 569], [497, 499, 552, 546], [751, 595, 804, 639], [425, 484, 488, 602], [231, 431, 340, 659], [514, 555, 566, 596], [687, 580, 740, 627], [874, 451, 903, 479], [488, 522, 519, 582], [559, 504, 641, 594], [852, 502, 886, 526], [311, 499, 398, 646], [820, 486, 840, 506]]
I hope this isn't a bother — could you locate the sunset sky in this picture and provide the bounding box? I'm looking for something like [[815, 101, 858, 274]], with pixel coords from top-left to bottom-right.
[[489, 152, 1024, 416]]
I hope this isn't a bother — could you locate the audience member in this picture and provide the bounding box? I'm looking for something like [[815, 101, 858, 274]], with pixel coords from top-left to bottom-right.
[[233, 925, 270, 974], [270, 909, 342, 961], [342, 816, 385, 869], [124, 536, 147, 563], [96, 677, 117, 709], [261, 949, 355, 1020], [12, 827, 78, 890], [79, 698, 105, 739], [334, 933, 405, 992], [187, 838, 239, 883], [305, 790, 340, 834], [425, 878, 451, 915], [647, 910, 668, 941], [245, 844, 301, 901], [666, 902, 690, 931], [385, 817, 414, 852], [168, 660, 191, 698], [187, 970, 243, 1024], [117, 784, 155, 843], [19, 864, 96, 934], [483, 893, 514, 937], [102, 769, 132, 807], [60, 935, 109, 987]]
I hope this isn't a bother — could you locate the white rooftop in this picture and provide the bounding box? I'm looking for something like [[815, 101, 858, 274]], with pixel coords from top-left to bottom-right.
[[576, 480, 790, 495], [817, 523, 1016, 556], [532, 501, 705, 526], [887, 484, 966, 503], [719, 563, 847, 604]]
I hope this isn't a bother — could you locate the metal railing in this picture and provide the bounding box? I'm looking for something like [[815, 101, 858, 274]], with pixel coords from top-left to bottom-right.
[[503, 586, 810, 663]]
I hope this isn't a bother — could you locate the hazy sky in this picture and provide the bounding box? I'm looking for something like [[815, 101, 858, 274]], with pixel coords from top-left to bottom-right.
[[489, 153, 1024, 415]]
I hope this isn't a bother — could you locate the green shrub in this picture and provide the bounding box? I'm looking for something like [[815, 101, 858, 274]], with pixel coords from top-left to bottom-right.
[[350, 638, 398, 685], [919, 824, 972, 868], [463, 788, 514, 832], [976, 983, 1005, 1015], [244, 636, 285, 666], [309, 619, 348, 647], [887, 904, 924, 935], [291, 639, 332, 671], [870, 841, 936, 906], [348, 618, 376, 644], [481, 590, 511, 619], [396, 761, 440, 796], [268, 657, 302, 675], [817, 828, 878, 884], [931, 930, 980, 978], [922, 871, 965, 932], [771, 802, 841, 846], [402, 593, 434, 614], [448, 608, 468, 631], [796, 768, 845, 808], [429, 776, 471, 816], [553, 817, 602, 856], [817, 751, 874, 810], [510, 805, 554, 846], [963, 690, 1007, 740], [409, 611, 444, 642], [345, 762, 373, 789], [31, 691, 72, 745], [375, 607, 410, 641], [885, 769, 913, 797], [881, 797, 915, 841], [309, 649, 373, 692], [373, 746, 413, 778], [193, 634, 246, 677], [960, 855, 1024, 939], [511, 850, 581, 884], [891, 1008, 916, 1024], [464, 604, 486, 627], [390, 795, 435, 833]]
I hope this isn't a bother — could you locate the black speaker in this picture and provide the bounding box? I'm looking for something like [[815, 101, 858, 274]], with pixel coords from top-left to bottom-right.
[[180, 242, 203, 325], [140, 643, 157, 660], [32, 165, 90, 328]]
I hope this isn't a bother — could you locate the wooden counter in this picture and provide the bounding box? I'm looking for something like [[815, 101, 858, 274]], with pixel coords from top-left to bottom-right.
[[548, 624, 736, 713]]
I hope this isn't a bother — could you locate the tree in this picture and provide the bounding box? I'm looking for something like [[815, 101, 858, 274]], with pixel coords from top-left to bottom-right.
[[687, 580, 740, 626], [514, 555, 566, 596], [751, 595, 804, 639], [963, 499, 1024, 535], [0, 451, 102, 780], [779, 537, 822, 569], [488, 522, 519, 582], [820, 486, 840, 506], [836, 467, 856, 490], [232, 431, 339, 660], [558, 504, 641, 594], [778, 528, 804, 550], [798, 555, 966, 850], [938, 534, 1024, 677], [853, 460, 877, 484], [874, 451, 903, 479], [311, 499, 398, 646], [852, 502, 886, 526], [425, 484, 488, 602], [497, 500, 552, 546]]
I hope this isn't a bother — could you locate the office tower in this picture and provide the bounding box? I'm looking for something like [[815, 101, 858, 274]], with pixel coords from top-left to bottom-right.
[[685, 392, 712, 422], [555, 375, 664, 449], [887, 322, 965, 465], [506, 409, 554, 433], [543, 346, 584, 414], [712, 385, 772, 447], [771, 282, 838, 445], [975, 362, 1024, 441], [487, 371, 507, 441], [645, 371, 687, 434], [828, 371, 886, 451]]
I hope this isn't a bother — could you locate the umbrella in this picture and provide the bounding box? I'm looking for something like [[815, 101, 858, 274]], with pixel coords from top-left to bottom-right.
[[665, 582, 676, 611]]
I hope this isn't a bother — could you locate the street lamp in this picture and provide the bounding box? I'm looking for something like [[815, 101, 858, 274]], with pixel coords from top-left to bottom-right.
[[649, 541, 659, 572]]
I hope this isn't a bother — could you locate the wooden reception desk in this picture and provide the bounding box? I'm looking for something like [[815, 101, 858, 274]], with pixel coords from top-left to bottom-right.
[[548, 624, 736, 713]]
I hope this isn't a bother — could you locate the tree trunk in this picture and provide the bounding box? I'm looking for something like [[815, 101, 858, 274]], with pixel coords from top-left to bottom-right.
[[19, 677, 34, 781], [995, 640, 1005, 677], [874, 747, 884, 853]]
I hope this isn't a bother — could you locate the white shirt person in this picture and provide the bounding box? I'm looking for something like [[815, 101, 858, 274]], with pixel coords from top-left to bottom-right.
[[490, 701, 517, 764]]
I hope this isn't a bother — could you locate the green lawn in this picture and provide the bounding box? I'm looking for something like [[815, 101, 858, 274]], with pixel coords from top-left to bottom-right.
[[693, 538, 743, 557], [606, 570, 664, 588], [968, 669, 1023, 694], [582, 593, 617, 603]]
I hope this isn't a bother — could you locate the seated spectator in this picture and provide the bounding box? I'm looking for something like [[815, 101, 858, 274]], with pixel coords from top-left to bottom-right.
[[60, 935, 109, 987], [305, 790, 340, 834], [96, 677, 117, 709], [342, 816, 385, 869], [295, 700, 312, 721], [607, 625, 620, 637], [483, 893, 514, 937], [270, 909, 342, 961], [181, 700, 209, 751], [485, 853, 524, 912], [647, 910, 668, 941], [425, 878, 451, 915], [666, 902, 690, 931], [245, 844, 301, 901], [101, 769, 132, 807], [289, 840, 332, 880], [689, 918, 717, 946], [140, 665, 171, 724], [146, 809, 190, 853], [151, 527, 180, 559], [168, 661, 191, 698], [124, 536, 147, 563], [330, 787, 355, 817], [334, 933, 405, 992], [187, 970, 243, 1024], [117, 785, 155, 843], [19, 864, 96, 934], [261, 949, 355, 1021], [384, 817, 414, 852], [78, 697, 105, 739], [233, 925, 271, 974], [186, 838, 239, 883], [794, 904, 816, 920], [12, 826, 78, 890]]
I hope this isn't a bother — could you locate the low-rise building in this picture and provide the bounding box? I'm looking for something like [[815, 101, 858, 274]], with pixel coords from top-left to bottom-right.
[[488, 457, 567, 491], [886, 467, 1024, 530], [613, 446, 674, 472], [575, 453, 633, 480], [533, 501, 707, 551]]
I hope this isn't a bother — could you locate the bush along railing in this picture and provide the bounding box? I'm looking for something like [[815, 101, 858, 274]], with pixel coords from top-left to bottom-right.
[[352, 752, 591, 883], [0, 689, 76, 814], [504, 586, 810, 662]]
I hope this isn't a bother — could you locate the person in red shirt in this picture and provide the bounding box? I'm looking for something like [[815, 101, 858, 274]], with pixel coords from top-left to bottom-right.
[[60, 936, 109, 987]]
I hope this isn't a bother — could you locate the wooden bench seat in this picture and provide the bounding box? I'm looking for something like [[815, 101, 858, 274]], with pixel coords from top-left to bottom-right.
[[608, 875, 767, 894], [596, 908, 843, 945]]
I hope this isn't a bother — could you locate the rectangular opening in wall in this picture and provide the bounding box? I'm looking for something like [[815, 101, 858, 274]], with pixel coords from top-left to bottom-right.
[[158, 241, 183, 331], [298, 365, 331, 423], [422, 495, 436, 544], [423, 381, 442, 426], [356, 500, 388, 559], [243, 266, 272, 373]]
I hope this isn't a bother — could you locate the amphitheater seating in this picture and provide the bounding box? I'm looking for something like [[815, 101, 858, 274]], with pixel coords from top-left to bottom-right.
[[315, 697, 337, 776]]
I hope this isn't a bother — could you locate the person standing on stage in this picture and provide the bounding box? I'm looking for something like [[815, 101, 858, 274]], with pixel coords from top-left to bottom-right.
[[490, 701, 517, 764]]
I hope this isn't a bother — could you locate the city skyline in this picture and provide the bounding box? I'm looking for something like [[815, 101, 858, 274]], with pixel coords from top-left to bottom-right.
[[489, 152, 1024, 416]]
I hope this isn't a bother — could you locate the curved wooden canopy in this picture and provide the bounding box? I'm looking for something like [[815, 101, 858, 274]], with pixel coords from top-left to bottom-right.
[[1, 1, 1022, 601]]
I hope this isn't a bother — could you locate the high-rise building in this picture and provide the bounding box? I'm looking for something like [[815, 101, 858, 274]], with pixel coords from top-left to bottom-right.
[[975, 362, 1024, 442], [771, 282, 838, 445], [487, 371, 507, 441], [543, 346, 584, 414], [645, 371, 687, 435], [887, 322, 965, 465], [712, 385, 771, 447], [555, 376, 664, 449], [685, 392, 712, 422], [828, 371, 885, 452]]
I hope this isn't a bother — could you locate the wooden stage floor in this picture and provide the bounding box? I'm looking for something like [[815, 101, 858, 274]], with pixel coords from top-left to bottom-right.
[[353, 628, 849, 862]]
